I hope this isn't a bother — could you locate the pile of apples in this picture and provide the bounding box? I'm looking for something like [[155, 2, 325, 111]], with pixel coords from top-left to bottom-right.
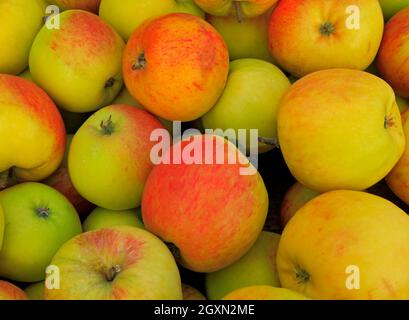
[[0, 0, 409, 301]]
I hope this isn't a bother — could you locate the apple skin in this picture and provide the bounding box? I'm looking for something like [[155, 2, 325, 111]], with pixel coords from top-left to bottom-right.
[[83, 207, 144, 232], [142, 135, 268, 273], [123, 13, 229, 122], [378, 0, 409, 20], [396, 96, 409, 113], [268, 0, 384, 77], [45, 226, 183, 300], [0, 75, 66, 186], [0, 281, 28, 300], [278, 69, 405, 192], [194, 0, 277, 18], [206, 231, 281, 300], [280, 182, 320, 228], [99, 0, 204, 40], [0, 0, 46, 74], [24, 282, 45, 300], [207, 10, 274, 62], [278, 190, 409, 299], [377, 7, 409, 99], [222, 286, 307, 300], [69, 104, 164, 210], [47, 0, 101, 13], [0, 182, 82, 282], [43, 135, 95, 216], [202, 58, 290, 153], [30, 10, 125, 113], [182, 284, 207, 300], [0, 205, 3, 250]]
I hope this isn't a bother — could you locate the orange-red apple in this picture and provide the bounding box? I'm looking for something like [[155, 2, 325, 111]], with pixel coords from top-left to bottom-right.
[[0, 281, 28, 300]]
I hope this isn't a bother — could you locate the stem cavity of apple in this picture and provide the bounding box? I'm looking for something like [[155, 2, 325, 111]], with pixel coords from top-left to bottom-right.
[[233, 1, 244, 23], [36, 207, 50, 218], [295, 266, 311, 284], [320, 22, 335, 36], [100, 115, 115, 136], [132, 52, 147, 70], [105, 265, 122, 282]]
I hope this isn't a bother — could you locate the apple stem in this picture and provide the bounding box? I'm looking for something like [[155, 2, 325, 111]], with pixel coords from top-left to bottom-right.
[[295, 266, 310, 284], [320, 22, 335, 36], [258, 137, 280, 148], [233, 1, 244, 23], [106, 265, 122, 282], [36, 207, 50, 218], [132, 52, 147, 70], [100, 115, 115, 135]]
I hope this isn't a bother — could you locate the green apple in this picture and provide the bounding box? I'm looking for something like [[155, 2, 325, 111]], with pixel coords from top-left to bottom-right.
[[0, 0, 46, 74], [202, 58, 291, 153], [24, 282, 45, 300], [99, 0, 204, 40], [207, 10, 273, 62], [206, 231, 281, 300], [68, 104, 164, 210], [29, 10, 124, 113], [45, 226, 183, 299], [378, 0, 409, 20], [0, 182, 82, 282], [83, 207, 144, 232]]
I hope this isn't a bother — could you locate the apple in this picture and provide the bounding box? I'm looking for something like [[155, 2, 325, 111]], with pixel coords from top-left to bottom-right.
[[378, 0, 409, 20], [377, 7, 409, 99], [123, 13, 229, 122], [29, 10, 125, 113], [47, 0, 101, 13], [0, 0, 46, 74], [0, 281, 28, 300], [280, 182, 320, 228], [83, 207, 144, 232], [43, 135, 95, 216], [99, 0, 204, 40], [207, 10, 274, 62], [396, 95, 409, 113], [0, 205, 3, 249], [278, 69, 405, 192], [45, 226, 183, 300], [222, 286, 307, 300], [0, 182, 82, 282], [386, 111, 409, 205], [206, 231, 281, 300], [182, 284, 207, 300], [142, 134, 268, 272], [268, 0, 384, 77], [69, 104, 164, 210], [202, 58, 290, 154], [0, 75, 66, 187], [278, 190, 409, 299], [194, 0, 277, 19], [24, 282, 45, 300]]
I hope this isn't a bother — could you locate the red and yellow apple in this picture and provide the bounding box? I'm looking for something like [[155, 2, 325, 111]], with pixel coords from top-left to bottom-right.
[[30, 10, 125, 113], [0, 75, 65, 187], [142, 134, 268, 272], [194, 0, 277, 19], [0, 281, 28, 300], [268, 0, 384, 77], [207, 10, 274, 62], [47, 0, 101, 12], [45, 226, 183, 300], [0, 0, 46, 74], [123, 13, 229, 121], [278, 69, 405, 192], [278, 190, 409, 299], [182, 284, 207, 300], [280, 182, 320, 228], [377, 7, 409, 99], [222, 286, 307, 300], [69, 104, 164, 210], [99, 0, 204, 40], [0, 182, 82, 282], [206, 231, 281, 300], [83, 207, 144, 232]]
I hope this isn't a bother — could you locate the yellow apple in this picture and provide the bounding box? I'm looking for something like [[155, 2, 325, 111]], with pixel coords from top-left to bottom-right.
[[0, 0, 46, 74], [83, 207, 144, 232], [278, 190, 409, 299], [278, 69, 405, 192]]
